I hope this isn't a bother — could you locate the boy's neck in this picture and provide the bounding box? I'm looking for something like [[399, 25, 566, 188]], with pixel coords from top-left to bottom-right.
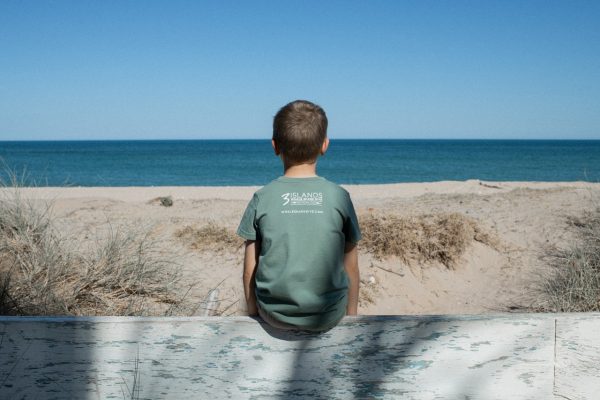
[[283, 161, 318, 178]]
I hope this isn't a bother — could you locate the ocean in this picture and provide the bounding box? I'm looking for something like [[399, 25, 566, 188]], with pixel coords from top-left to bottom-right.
[[0, 139, 598, 186]]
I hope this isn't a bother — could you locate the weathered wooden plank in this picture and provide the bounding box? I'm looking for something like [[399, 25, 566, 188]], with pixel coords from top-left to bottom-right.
[[555, 314, 600, 400], [0, 314, 567, 399]]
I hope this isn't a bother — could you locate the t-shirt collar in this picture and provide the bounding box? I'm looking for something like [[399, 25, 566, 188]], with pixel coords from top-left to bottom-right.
[[276, 175, 325, 182]]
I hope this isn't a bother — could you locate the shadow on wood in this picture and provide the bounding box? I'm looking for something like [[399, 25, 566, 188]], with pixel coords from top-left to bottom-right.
[[1, 313, 599, 399]]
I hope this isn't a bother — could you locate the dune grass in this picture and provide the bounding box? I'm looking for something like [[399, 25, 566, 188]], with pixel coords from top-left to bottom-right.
[[175, 222, 244, 253], [0, 168, 187, 316], [359, 211, 496, 268], [174, 212, 496, 269], [532, 207, 600, 312]]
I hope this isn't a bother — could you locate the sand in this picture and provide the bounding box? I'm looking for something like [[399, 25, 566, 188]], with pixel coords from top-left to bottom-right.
[[6, 179, 600, 316]]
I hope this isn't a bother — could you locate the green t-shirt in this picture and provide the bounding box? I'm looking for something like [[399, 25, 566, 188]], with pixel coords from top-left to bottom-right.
[[237, 175, 362, 331]]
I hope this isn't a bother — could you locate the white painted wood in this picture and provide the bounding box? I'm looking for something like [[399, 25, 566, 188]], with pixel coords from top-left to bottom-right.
[[555, 314, 600, 400], [0, 313, 596, 399]]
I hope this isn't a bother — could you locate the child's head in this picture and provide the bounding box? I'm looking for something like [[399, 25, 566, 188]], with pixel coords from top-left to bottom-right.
[[272, 100, 328, 166]]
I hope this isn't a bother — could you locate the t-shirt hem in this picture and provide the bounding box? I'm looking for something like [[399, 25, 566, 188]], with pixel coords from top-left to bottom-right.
[[263, 296, 348, 332]]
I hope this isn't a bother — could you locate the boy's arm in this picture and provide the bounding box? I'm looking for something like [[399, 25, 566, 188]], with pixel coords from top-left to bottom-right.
[[343, 242, 359, 315], [242, 239, 260, 316]]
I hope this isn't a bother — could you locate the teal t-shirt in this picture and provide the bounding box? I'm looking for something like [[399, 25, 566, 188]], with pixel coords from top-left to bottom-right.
[[236, 175, 362, 331]]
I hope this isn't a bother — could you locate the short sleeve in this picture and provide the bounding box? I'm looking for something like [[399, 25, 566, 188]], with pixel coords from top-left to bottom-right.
[[237, 193, 259, 240], [342, 191, 362, 244]]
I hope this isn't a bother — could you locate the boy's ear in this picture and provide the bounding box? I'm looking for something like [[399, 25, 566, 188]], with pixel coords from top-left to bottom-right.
[[320, 137, 330, 155], [271, 139, 280, 156]]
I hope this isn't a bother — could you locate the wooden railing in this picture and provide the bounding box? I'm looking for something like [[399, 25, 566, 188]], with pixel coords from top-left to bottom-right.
[[1, 313, 599, 399]]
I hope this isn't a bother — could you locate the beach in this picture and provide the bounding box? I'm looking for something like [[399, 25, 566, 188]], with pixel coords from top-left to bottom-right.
[[5, 179, 598, 317]]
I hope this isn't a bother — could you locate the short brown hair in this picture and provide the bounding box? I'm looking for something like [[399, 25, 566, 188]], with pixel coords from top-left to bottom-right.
[[272, 100, 328, 165]]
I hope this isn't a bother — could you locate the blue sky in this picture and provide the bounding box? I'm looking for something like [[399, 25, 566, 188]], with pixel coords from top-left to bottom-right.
[[1, 1, 599, 140]]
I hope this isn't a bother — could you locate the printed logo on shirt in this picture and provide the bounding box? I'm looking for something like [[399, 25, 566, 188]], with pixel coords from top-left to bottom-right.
[[281, 192, 323, 206]]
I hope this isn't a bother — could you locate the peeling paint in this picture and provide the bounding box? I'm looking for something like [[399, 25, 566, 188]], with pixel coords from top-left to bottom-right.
[[1, 314, 596, 399]]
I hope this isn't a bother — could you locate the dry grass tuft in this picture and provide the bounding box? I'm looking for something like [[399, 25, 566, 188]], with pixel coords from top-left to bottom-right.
[[531, 207, 600, 312], [73, 222, 184, 315], [0, 168, 188, 316], [359, 211, 495, 268], [175, 222, 244, 253]]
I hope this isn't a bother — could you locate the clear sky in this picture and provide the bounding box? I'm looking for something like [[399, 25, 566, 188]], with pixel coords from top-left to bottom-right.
[[1, 1, 599, 140]]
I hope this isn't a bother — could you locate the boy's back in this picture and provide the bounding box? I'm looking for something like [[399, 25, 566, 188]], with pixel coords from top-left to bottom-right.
[[237, 175, 361, 331]]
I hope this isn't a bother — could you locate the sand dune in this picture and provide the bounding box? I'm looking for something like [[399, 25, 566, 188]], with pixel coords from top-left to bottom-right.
[[6, 179, 600, 316]]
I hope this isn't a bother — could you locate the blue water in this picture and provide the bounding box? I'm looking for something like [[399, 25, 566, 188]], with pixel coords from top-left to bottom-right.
[[0, 139, 598, 186]]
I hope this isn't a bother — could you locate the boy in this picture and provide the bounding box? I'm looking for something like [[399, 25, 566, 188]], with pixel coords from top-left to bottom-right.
[[236, 100, 361, 333]]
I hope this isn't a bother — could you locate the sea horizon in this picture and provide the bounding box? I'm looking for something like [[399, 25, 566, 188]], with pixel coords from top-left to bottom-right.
[[1, 138, 599, 142], [1, 139, 599, 186]]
